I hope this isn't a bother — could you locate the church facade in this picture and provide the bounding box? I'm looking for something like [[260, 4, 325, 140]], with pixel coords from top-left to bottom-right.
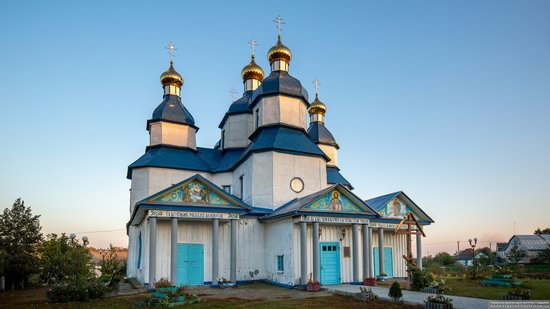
[[126, 33, 434, 288]]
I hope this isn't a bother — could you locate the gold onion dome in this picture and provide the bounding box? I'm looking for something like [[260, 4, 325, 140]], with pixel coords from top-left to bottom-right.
[[160, 61, 183, 87], [308, 94, 327, 115], [241, 55, 264, 81], [267, 35, 292, 63]]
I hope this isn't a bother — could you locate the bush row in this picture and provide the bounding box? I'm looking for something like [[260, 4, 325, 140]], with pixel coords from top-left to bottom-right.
[[47, 280, 108, 303]]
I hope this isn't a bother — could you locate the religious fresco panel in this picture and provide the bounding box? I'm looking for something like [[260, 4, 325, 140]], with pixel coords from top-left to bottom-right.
[[377, 198, 411, 218], [305, 190, 362, 212], [151, 180, 230, 206]]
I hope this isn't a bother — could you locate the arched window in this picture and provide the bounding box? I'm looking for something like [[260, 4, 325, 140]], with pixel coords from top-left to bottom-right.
[[137, 232, 142, 269]]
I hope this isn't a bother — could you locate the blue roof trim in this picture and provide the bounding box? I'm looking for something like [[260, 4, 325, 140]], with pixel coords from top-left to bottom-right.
[[326, 167, 353, 189], [307, 122, 339, 149], [149, 95, 197, 130], [371, 217, 432, 225], [127, 146, 211, 178]]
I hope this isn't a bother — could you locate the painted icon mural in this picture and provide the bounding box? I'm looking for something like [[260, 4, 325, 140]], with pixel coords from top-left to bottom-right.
[[377, 198, 409, 218], [151, 180, 230, 205], [305, 190, 362, 212]]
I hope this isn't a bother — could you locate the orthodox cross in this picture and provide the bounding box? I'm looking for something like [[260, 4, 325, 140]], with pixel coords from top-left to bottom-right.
[[165, 41, 177, 62], [395, 211, 426, 289], [248, 39, 258, 57], [273, 15, 285, 35], [229, 88, 238, 101], [312, 78, 320, 96]]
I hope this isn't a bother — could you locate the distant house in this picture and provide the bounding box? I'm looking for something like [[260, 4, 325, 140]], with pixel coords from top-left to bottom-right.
[[503, 235, 550, 264], [496, 242, 507, 264], [454, 249, 486, 266]]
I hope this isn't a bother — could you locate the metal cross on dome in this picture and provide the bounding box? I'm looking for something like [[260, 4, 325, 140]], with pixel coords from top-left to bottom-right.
[[165, 41, 177, 62], [248, 39, 258, 56], [273, 15, 285, 35], [312, 78, 320, 96], [229, 88, 238, 101]]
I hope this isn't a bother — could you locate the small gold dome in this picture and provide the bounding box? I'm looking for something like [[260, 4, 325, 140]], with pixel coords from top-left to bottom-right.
[[267, 35, 292, 63], [160, 61, 183, 87], [308, 94, 326, 115], [241, 55, 264, 81]]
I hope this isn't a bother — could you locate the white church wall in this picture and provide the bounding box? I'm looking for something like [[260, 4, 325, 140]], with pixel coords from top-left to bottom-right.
[[232, 157, 254, 203], [221, 114, 250, 149], [318, 144, 338, 167], [130, 168, 150, 212], [372, 230, 407, 278], [236, 218, 266, 281], [149, 122, 197, 149], [256, 95, 308, 130], [272, 153, 327, 209], [250, 153, 274, 208], [264, 219, 295, 286], [211, 172, 234, 193]]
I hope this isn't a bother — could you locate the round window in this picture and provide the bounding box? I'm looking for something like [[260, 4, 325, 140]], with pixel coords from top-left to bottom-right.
[[290, 177, 304, 193]]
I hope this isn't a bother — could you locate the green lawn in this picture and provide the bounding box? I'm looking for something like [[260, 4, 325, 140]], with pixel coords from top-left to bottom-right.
[[439, 276, 550, 300], [0, 289, 422, 309]]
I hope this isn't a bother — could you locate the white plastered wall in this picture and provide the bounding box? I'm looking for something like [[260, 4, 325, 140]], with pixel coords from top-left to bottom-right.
[[149, 122, 197, 149], [221, 113, 253, 149], [318, 144, 338, 167], [256, 95, 308, 130], [264, 218, 295, 286]]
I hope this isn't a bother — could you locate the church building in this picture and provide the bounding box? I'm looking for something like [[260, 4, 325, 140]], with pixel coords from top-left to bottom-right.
[[126, 25, 434, 288]]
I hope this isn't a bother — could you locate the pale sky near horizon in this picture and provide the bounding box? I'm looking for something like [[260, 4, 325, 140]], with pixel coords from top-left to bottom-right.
[[0, 1, 549, 255]]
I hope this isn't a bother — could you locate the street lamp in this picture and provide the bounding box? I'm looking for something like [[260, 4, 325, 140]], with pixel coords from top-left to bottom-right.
[[468, 238, 478, 279]]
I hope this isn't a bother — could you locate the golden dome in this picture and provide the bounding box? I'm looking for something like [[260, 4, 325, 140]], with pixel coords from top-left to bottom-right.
[[267, 35, 292, 63], [241, 55, 264, 81], [308, 94, 326, 115], [160, 61, 183, 87]]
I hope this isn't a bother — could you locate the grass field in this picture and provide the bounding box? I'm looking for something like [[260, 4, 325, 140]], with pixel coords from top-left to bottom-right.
[[440, 276, 550, 300], [0, 288, 422, 309]]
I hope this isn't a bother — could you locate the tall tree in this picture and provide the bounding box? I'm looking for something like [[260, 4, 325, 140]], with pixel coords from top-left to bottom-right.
[[0, 198, 43, 289]]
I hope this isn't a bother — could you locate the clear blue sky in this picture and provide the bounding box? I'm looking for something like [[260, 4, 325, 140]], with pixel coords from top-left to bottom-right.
[[1, 1, 549, 253]]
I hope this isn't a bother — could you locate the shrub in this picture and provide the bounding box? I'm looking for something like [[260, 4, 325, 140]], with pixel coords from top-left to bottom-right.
[[425, 294, 453, 305], [388, 281, 402, 301], [412, 267, 436, 291], [154, 277, 173, 288], [508, 288, 531, 300], [47, 279, 107, 303]]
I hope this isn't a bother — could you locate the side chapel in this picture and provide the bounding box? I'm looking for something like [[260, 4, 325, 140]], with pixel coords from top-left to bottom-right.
[[126, 20, 434, 287]]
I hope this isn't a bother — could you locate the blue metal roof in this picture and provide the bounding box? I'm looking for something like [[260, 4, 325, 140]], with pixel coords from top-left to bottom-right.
[[148, 95, 196, 129], [218, 91, 254, 128], [250, 71, 309, 106], [365, 192, 401, 211], [127, 146, 211, 178], [243, 125, 328, 160], [307, 122, 339, 148], [326, 167, 353, 189]]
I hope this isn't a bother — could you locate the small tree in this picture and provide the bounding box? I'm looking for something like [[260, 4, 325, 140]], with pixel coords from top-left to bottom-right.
[[433, 252, 455, 266], [0, 198, 43, 289], [99, 244, 126, 286], [388, 281, 403, 301], [37, 233, 94, 284], [506, 245, 527, 270], [532, 245, 550, 264]]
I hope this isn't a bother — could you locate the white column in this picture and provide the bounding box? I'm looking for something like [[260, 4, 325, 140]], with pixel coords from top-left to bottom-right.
[[378, 227, 384, 276], [170, 217, 177, 284], [352, 223, 360, 283], [300, 222, 308, 286], [212, 219, 219, 286], [230, 219, 237, 283], [312, 222, 320, 282], [362, 224, 370, 279], [416, 232, 423, 269], [149, 217, 157, 285], [367, 226, 373, 278]]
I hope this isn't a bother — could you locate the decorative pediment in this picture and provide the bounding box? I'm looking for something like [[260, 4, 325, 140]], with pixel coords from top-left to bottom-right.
[[304, 189, 363, 213], [143, 175, 248, 209], [377, 197, 410, 218]]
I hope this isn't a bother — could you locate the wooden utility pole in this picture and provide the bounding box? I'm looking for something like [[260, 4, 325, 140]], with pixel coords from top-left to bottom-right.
[[395, 212, 426, 289]]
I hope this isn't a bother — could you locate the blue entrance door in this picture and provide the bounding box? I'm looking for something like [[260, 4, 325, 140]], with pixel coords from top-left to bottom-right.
[[320, 242, 340, 285], [176, 243, 204, 286], [373, 247, 394, 278]]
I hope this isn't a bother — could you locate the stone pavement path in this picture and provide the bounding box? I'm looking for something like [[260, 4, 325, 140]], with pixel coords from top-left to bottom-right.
[[324, 284, 490, 309]]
